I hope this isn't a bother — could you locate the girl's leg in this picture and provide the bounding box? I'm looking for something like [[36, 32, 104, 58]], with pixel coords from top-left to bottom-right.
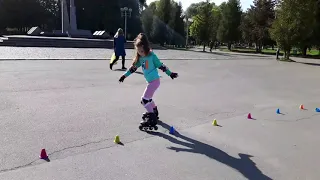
[[141, 79, 160, 113]]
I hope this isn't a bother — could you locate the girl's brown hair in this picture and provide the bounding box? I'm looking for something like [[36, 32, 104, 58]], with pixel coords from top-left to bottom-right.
[[132, 33, 151, 65]]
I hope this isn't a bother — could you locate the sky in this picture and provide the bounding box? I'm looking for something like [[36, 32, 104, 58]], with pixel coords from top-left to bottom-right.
[[146, 0, 253, 11]]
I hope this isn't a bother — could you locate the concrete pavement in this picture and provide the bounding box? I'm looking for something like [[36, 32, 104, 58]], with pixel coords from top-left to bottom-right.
[[0, 48, 320, 179], [0, 46, 272, 60]]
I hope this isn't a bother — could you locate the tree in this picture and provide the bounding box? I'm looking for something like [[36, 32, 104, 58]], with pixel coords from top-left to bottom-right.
[[314, 0, 320, 55], [211, 5, 222, 42], [168, 1, 185, 45], [189, 0, 215, 51], [240, 12, 255, 45], [151, 16, 167, 45], [270, 0, 317, 59], [247, 0, 276, 52], [76, 0, 142, 38], [0, 0, 47, 30], [141, 2, 157, 40], [217, 0, 242, 50], [156, 0, 171, 24], [185, 1, 207, 18]]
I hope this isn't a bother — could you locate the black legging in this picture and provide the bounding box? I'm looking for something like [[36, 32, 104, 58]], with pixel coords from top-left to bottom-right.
[[113, 56, 126, 67]]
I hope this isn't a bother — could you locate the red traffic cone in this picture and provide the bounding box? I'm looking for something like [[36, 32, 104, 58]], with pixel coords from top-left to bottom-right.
[[247, 113, 252, 119], [39, 149, 48, 159]]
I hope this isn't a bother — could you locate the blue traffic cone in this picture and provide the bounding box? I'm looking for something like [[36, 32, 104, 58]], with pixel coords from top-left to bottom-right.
[[169, 126, 175, 134], [276, 108, 280, 114], [316, 108, 320, 112]]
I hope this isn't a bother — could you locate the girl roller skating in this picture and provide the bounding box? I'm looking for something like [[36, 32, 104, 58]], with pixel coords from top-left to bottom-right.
[[118, 33, 178, 130]]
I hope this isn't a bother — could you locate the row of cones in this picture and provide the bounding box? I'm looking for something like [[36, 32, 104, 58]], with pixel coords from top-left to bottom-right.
[[212, 104, 320, 126], [113, 126, 177, 144], [40, 126, 178, 159], [40, 105, 319, 159]]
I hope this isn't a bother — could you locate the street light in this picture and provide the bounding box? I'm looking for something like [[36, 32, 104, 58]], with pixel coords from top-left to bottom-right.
[[183, 16, 193, 49], [120, 7, 132, 39]]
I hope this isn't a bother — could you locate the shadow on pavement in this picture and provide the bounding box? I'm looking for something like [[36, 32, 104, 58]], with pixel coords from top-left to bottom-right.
[[113, 68, 144, 75], [41, 157, 51, 162], [147, 121, 272, 180], [296, 62, 320, 67]]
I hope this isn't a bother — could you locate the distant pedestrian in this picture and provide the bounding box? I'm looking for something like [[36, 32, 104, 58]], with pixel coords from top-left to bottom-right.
[[209, 41, 214, 52], [276, 48, 280, 60], [110, 28, 127, 70]]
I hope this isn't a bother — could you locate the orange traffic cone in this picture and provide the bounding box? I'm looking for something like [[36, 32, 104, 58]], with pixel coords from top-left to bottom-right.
[[300, 104, 304, 110]]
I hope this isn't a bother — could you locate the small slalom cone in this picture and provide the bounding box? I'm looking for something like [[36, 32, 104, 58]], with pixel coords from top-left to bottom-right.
[[169, 126, 175, 134], [114, 135, 120, 144], [316, 108, 320, 112], [212, 119, 218, 126], [247, 113, 252, 119], [300, 104, 304, 110], [39, 149, 48, 159], [276, 108, 280, 114]]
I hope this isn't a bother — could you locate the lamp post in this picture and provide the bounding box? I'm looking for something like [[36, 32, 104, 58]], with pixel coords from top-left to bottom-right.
[[61, 0, 77, 33], [61, 0, 70, 33], [120, 7, 132, 39], [184, 16, 193, 49]]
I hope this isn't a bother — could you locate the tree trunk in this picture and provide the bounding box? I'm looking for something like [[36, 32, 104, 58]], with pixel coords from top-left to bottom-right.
[[285, 50, 290, 60], [257, 42, 262, 53], [203, 44, 206, 52], [302, 46, 307, 56], [227, 42, 231, 51]]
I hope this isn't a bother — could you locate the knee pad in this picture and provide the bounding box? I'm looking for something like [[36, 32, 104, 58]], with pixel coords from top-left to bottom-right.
[[141, 97, 152, 106]]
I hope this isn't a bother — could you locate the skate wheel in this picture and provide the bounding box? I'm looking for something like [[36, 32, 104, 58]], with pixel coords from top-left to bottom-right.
[[154, 126, 158, 130], [139, 125, 143, 131], [149, 127, 153, 130]]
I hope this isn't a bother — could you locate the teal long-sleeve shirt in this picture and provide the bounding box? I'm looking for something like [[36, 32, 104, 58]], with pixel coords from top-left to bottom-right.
[[124, 51, 172, 83]]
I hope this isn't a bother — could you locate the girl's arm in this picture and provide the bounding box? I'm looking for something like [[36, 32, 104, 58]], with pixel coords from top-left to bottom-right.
[[153, 53, 172, 76], [153, 53, 178, 79], [119, 61, 142, 83], [123, 61, 142, 77]]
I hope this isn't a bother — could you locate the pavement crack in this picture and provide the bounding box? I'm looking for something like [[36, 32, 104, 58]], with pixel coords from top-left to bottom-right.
[[0, 138, 114, 174], [261, 113, 320, 123], [0, 160, 37, 174], [208, 110, 237, 117], [284, 113, 320, 122], [0, 84, 106, 93], [48, 138, 113, 156]]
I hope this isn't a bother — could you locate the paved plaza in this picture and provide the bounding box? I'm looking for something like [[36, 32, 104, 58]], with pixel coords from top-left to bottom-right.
[[0, 47, 319, 179]]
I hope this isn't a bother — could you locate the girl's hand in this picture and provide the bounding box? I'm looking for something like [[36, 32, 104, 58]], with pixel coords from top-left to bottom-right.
[[119, 75, 126, 83], [170, 72, 178, 79]]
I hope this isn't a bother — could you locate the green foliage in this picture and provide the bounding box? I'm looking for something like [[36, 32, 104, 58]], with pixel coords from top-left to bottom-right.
[[217, 0, 242, 50], [1, 0, 319, 55], [185, 1, 207, 18], [0, 0, 51, 29], [141, 0, 185, 45], [189, 1, 215, 50], [241, 0, 275, 52], [240, 12, 255, 44], [270, 0, 317, 59]]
